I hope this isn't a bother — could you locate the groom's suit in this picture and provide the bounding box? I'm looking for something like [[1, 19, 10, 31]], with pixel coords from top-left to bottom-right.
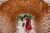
[[26, 18, 32, 31]]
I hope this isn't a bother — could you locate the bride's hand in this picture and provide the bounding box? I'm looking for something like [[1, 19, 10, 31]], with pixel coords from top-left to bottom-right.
[[25, 30, 27, 31]]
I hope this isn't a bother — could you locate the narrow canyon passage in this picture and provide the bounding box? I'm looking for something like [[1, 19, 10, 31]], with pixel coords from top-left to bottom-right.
[[0, 0, 50, 33]]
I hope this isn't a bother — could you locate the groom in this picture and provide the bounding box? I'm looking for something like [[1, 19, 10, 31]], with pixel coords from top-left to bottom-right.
[[24, 15, 32, 33]]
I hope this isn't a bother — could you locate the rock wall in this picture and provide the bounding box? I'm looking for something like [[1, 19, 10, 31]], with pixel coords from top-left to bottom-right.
[[37, 13, 50, 33], [0, 11, 17, 33]]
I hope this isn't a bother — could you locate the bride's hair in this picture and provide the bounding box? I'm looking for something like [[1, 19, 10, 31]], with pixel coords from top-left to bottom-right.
[[21, 18, 24, 21]]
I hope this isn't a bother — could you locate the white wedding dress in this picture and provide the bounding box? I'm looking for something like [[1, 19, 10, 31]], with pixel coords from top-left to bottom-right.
[[18, 21, 26, 33]]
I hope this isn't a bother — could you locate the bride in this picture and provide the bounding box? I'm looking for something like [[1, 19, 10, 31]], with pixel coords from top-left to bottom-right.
[[18, 18, 26, 33]]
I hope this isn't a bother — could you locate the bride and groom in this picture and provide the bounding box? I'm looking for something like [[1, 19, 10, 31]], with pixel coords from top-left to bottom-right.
[[18, 15, 32, 33]]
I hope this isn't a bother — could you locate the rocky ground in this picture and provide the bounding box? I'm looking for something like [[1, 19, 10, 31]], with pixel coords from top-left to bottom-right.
[[15, 29, 36, 33]]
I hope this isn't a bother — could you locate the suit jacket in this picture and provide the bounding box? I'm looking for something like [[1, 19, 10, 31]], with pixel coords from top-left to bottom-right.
[[26, 18, 32, 31]]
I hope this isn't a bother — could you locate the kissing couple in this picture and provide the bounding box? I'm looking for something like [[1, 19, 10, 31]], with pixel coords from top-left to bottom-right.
[[18, 15, 32, 33]]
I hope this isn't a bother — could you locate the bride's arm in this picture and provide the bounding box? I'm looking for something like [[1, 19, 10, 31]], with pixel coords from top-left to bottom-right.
[[23, 26, 26, 31], [22, 23, 26, 31]]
